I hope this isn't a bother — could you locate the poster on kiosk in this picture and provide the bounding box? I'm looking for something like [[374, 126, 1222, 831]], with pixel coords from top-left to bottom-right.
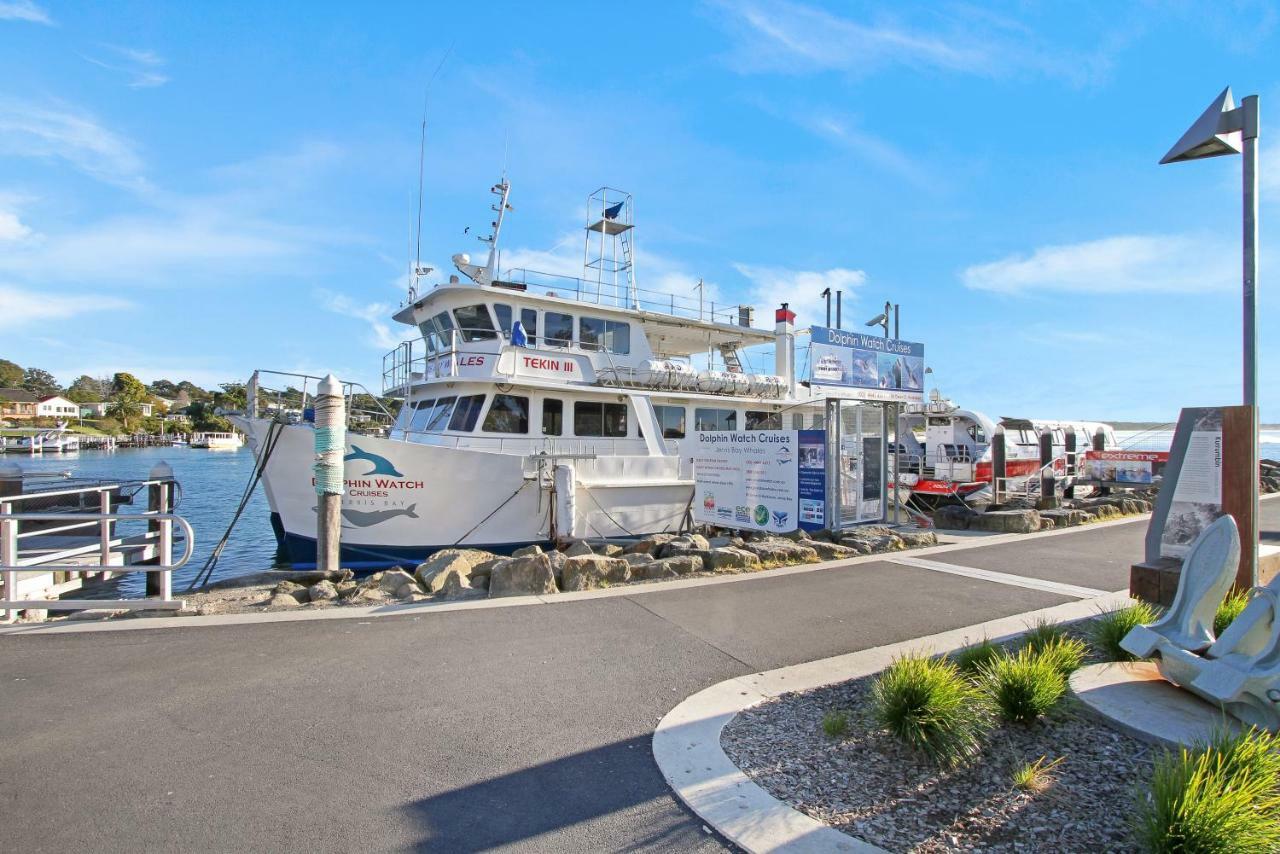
[[692, 430, 828, 533]]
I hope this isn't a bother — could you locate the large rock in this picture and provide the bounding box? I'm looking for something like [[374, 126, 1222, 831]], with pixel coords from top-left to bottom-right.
[[469, 557, 506, 585], [416, 554, 475, 593], [545, 550, 567, 586], [489, 554, 558, 598], [625, 533, 677, 555], [429, 566, 473, 596], [971, 509, 1041, 534], [512, 544, 543, 558], [896, 530, 938, 548], [707, 535, 746, 549], [646, 555, 701, 578], [308, 580, 338, 602], [273, 579, 309, 603], [809, 540, 860, 561], [706, 546, 761, 572], [564, 540, 595, 557], [598, 544, 624, 558], [842, 532, 905, 553], [741, 538, 818, 565], [1040, 508, 1086, 528], [932, 505, 979, 530], [561, 555, 631, 591], [379, 568, 418, 594], [267, 593, 301, 609], [622, 553, 655, 569]]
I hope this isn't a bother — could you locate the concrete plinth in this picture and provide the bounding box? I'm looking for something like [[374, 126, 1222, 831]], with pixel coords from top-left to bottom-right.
[[1069, 661, 1244, 747]]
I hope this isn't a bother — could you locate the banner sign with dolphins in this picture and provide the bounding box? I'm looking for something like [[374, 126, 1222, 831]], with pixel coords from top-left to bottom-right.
[[808, 325, 925, 404]]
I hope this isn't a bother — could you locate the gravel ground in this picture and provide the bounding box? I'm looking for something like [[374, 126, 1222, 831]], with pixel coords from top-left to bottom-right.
[[722, 633, 1159, 852]]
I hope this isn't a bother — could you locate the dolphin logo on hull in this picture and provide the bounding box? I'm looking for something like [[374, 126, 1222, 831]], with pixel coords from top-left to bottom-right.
[[344, 444, 404, 478], [312, 504, 419, 528]]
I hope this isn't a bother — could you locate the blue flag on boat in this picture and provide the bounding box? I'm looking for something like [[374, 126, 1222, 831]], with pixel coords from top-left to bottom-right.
[[510, 319, 528, 347], [603, 201, 624, 220]]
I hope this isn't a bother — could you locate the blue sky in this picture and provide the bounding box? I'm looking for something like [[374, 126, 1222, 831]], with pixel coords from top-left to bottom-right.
[[1, 0, 1276, 420]]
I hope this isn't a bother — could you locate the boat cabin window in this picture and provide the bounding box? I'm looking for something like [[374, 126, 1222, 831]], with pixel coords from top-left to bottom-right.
[[791, 414, 804, 430], [574, 401, 627, 437], [966, 424, 986, 443], [521, 308, 538, 345], [482, 394, 529, 434], [493, 304, 513, 336], [409, 397, 436, 431], [453, 304, 498, 342], [424, 396, 456, 432], [431, 311, 456, 349], [545, 312, 574, 347], [653, 404, 686, 439], [746, 410, 782, 431], [448, 394, 486, 432], [542, 399, 563, 436], [695, 407, 737, 431], [578, 317, 631, 355], [928, 417, 950, 427]]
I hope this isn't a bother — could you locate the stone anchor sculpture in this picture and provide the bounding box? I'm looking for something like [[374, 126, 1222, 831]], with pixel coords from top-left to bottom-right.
[[1122, 514, 1280, 731]]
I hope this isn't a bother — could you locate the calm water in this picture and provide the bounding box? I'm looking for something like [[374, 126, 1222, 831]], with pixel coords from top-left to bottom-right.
[[17, 446, 279, 592]]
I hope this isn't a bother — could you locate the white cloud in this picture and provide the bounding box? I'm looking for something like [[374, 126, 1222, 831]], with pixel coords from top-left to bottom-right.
[[81, 46, 169, 89], [709, 0, 1113, 85], [0, 99, 147, 189], [317, 290, 411, 351], [961, 233, 1237, 295], [0, 1, 50, 24], [800, 112, 930, 187], [733, 262, 867, 325], [0, 209, 30, 241], [0, 284, 130, 329]]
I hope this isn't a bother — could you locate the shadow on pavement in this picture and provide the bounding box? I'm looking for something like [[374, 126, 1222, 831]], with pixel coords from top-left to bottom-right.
[[400, 734, 717, 852]]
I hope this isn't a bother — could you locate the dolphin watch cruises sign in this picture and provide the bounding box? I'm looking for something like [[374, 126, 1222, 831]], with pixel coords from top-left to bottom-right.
[[808, 325, 925, 404], [310, 443, 425, 528]]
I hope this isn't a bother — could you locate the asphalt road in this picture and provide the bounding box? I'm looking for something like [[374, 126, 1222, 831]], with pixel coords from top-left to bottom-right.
[[2, 508, 1273, 853]]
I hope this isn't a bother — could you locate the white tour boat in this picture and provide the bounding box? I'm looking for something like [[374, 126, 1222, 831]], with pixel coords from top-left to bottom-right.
[[3, 424, 81, 454], [236, 179, 1116, 564], [191, 432, 244, 450], [890, 392, 1117, 506]]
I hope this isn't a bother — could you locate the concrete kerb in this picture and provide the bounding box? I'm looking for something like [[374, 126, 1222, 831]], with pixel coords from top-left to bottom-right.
[[0, 513, 1152, 636], [652, 590, 1134, 854]]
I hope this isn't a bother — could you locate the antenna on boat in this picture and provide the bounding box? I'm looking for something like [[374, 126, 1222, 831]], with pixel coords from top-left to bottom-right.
[[410, 43, 454, 299]]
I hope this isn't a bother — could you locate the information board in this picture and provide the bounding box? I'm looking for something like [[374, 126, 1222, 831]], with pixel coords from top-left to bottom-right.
[[693, 431, 799, 533], [1159, 409, 1225, 559], [1081, 450, 1168, 485], [797, 429, 827, 530], [808, 326, 925, 404]]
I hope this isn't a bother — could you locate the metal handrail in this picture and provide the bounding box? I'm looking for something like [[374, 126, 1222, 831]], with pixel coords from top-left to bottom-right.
[[0, 512, 194, 573], [0, 478, 165, 505]]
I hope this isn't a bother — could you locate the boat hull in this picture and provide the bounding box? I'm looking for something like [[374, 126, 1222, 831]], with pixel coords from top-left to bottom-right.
[[238, 418, 695, 564]]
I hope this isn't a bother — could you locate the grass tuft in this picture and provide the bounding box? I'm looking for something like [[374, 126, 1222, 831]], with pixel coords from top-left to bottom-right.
[[981, 648, 1066, 724], [1033, 635, 1088, 677], [1135, 728, 1280, 853], [1214, 589, 1250, 637], [1012, 754, 1066, 793], [821, 709, 850, 739], [871, 652, 993, 767], [954, 638, 1002, 674], [1090, 602, 1161, 662]]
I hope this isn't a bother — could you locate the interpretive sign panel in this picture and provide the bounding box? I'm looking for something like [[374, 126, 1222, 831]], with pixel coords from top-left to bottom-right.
[[693, 431, 799, 533], [808, 326, 925, 404], [1160, 409, 1225, 559]]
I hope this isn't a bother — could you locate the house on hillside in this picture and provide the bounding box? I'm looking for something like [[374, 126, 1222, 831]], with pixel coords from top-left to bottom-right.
[[79, 401, 155, 419], [0, 388, 39, 421], [37, 395, 81, 419]]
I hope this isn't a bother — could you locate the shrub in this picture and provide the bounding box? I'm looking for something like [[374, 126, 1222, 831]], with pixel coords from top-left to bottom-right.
[[821, 709, 850, 739], [1034, 635, 1088, 677], [1022, 618, 1068, 654], [1214, 589, 1250, 637], [1135, 728, 1280, 853], [954, 638, 1002, 674], [1091, 602, 1161, 662], [981, 648, 1066, 723], [871, 652, 993, 766], [1012, 754, 1065, 793]]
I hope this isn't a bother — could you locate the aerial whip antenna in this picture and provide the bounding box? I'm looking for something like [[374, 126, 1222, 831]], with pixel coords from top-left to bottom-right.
[[413, 43, 455, 290]]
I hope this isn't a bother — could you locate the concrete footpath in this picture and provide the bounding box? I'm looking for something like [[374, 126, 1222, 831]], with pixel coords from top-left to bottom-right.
[[3, 500, 1277, 853]]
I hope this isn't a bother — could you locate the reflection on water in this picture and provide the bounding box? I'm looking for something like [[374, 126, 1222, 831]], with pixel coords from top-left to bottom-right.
[[14, 446, 280, 592]]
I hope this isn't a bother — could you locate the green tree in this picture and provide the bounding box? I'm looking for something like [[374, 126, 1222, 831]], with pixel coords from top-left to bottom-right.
[[0, 359, 22, 387], [66, 375, 109, 403], [21, 367, 61, 397], [187, 400, 232, 432], [148, 379, 180, 398], [177, 380, 212, 401], [108, 372, 148, 430]]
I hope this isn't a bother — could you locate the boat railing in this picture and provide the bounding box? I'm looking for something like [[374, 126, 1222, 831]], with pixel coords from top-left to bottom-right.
[[395, 432, 680, 457], [498, 267, 755, 328], [250, 370, 397, 433]]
